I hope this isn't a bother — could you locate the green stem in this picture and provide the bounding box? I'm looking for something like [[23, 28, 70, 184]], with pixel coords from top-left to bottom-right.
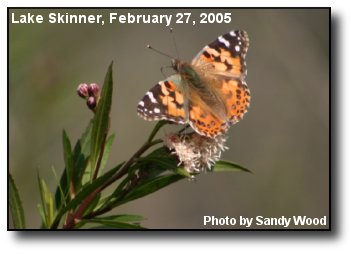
[[83, 167, 141, 220], [100, 139, 162, 190], [62, 138, 162, 229]]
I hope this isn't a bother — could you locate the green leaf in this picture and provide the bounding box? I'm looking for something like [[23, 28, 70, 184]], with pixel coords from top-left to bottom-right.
[[96, 214, 145, 223], [50, 161, 123, 229], [62, 130, 74, 193], [37, 204, 46, 229], [9, 173, 26, 229], [86, 222, 145, 229], [81, 163, 92, 186], [76, 214, 144, 229], [213, 160, 252, 173], [103, 174, 130, 207], [81, 216, 145, 229], [97, 134, 115, 176], [73, 120, 93, 186], [135, 146, 179, 179], [37, 173, 46, 227], [90, 62, 113, 174], [139, 156, 176, 171], [37, 173, 55, 228], [175, 167, 192, 178], [103, 147, 181, 209], [118, 174, 185, 206], [55, 120, 93, 210]]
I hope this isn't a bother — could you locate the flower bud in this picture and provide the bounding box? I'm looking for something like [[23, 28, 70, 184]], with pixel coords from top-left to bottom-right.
[[77, 83, 89, 98], [86, 96, 97, 110], [89, 83, 100, 97]]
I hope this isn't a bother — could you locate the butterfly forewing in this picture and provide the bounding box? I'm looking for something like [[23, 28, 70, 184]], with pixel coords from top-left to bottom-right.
[[137, 75, 187, 124], [192, 30, 249, 79]]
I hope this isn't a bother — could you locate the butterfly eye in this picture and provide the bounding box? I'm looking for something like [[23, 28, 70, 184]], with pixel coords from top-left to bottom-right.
[[172, 59, 181, 72], [171, 59, 177, 69]]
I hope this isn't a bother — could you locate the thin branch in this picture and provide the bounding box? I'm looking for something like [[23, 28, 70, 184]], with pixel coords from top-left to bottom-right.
[[62, 138, 162, 229], [100, 139, 162, 190], [83, 169, 141, 220]]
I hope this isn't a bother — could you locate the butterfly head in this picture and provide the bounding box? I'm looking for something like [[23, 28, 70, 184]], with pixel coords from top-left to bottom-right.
[[171, 58, 180, 71], [172, 59, 189, 74]]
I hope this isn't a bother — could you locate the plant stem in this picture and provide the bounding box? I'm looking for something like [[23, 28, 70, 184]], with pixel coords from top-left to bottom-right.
[[62, 138, 162, 229], [63, 188, 101, 229], [83, 168, 141, 220], [100, 139, 162, 190]]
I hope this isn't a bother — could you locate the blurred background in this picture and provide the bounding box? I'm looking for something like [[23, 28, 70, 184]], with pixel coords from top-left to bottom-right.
[[9, 9, 329, 229]]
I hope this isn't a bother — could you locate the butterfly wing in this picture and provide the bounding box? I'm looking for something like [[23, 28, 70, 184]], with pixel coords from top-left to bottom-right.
[[138, 30, 251, 138], [188, 100, 229, 137], [190, 30, 251, 134], [219, 78, 251, 125], [137, 74, 187, 124], [186, 79, 250, 137], [192, 30, 249, 79]]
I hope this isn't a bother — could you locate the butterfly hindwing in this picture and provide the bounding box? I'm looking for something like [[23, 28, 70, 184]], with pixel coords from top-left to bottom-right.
[[188, 101, 229, 137], [219, 78, 251, 124], [137, 75, 187, 124]]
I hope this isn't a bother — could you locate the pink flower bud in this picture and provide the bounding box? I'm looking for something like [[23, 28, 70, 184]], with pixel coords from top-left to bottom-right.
[[77, 83, 89, 98], [89, 83, 100, 97], [86, 96, 97, 110]]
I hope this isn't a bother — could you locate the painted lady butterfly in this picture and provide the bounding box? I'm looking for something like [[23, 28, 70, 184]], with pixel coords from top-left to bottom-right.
[[137, 30, 250, 137]]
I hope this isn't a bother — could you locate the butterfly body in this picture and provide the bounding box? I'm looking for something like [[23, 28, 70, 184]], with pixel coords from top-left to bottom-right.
[[172, 59, 228, 120], [138, 30, 250, 137]]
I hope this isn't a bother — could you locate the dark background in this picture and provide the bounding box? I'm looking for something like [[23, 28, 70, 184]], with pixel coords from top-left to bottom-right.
[[9, 8, 329, 229]]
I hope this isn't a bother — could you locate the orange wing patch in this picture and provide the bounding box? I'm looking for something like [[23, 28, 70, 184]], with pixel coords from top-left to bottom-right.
[[192, 30, 249, 79], [137, 79, 187, 124], [158, 81, 186, 120], [219, 79, 250, 124], [188, 104, 228, 137], [197, 47, 244, 77]]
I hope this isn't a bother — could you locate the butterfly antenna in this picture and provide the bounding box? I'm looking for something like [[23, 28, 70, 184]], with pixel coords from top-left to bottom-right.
[[147, 45, 174, 59], [170, 27, 180, 60]]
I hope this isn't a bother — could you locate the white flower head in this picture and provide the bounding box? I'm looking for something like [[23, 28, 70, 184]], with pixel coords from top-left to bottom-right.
[[164, 132, 228, 174]]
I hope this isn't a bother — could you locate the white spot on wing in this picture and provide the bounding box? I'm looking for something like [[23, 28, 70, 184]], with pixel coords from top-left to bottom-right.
[[153, 108, 160, 113], [218, 36, 230, 47], [229, 31, 236, 36], [146, 91, 157, 103], [138, 101, 144, 107], [235, 45, 240, 52]]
